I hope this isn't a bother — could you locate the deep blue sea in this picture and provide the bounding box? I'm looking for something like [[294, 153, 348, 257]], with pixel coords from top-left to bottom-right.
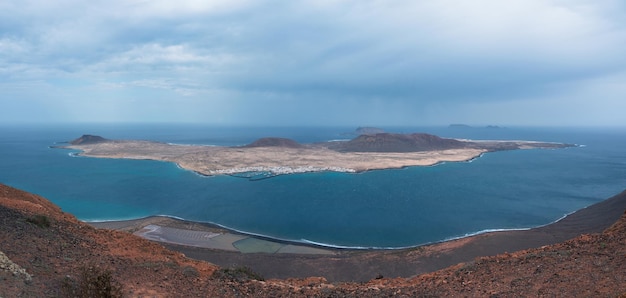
[[1, 124, 625, 248]]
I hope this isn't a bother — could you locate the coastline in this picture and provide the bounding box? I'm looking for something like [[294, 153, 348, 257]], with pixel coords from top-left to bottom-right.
[[91, 188, 626, 281], [89, 215, 339, 255], [58, 132, 574, 178], [64, 142, 488, 177]]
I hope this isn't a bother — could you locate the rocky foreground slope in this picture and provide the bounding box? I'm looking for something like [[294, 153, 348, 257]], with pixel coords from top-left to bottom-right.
[[1, 183, 625, 297]]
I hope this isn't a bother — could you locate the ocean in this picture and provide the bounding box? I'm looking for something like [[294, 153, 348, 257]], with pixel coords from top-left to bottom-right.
[[1, 124, 625, 248]]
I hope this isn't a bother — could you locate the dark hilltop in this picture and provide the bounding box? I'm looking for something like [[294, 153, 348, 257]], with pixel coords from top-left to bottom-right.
[[241, 132, 469, 152], [69, 134, 108, 145], [329, 133, 467, 152], [68, 130, 575, 154], [242, 137, 304, 149]]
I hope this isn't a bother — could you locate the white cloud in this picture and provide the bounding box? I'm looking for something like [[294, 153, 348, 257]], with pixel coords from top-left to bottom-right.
[[120, 0, 253, 18]]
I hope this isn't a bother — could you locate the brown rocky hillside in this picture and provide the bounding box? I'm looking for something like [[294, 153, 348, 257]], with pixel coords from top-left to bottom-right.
[[1, 183, 625, 297], [332, 133, 466, 152], [243, 137, 304, 148]]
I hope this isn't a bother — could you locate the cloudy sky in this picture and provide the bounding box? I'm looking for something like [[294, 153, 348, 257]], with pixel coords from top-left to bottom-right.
[[1, 0, 625, 126]]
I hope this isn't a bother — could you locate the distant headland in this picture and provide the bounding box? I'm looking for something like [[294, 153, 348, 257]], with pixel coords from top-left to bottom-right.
[[58, 129, 574, 178]]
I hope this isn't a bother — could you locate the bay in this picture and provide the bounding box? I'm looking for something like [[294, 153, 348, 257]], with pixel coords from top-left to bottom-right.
[[1, 124, 625, 248]]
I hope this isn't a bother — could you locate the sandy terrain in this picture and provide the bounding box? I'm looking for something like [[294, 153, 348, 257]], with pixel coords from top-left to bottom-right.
[[91, 219, 336, 255], [64, 140, 489, 176], [60, 132, 576, 178]]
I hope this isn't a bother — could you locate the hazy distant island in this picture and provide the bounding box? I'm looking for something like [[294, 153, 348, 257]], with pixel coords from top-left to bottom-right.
[[449, 124, 503, 129], [355, 126, 386, 135], [58, 130, 574, 178]]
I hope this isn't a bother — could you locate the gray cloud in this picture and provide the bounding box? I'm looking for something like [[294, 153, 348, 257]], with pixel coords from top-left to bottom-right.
[[1, 0, 626, 125]]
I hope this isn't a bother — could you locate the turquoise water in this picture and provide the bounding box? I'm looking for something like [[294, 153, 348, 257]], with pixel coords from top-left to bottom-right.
[[1, 124, 625, 248]]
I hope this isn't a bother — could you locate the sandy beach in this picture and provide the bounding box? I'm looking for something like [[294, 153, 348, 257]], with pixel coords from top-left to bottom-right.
[[91, 217, 336, 255], [91, 189, 626, 282]]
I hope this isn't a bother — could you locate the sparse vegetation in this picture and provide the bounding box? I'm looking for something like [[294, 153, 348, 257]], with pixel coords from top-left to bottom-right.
[[135, 261, 178, 269], [26, 214, 51, 228], [457, 260, 476, 273], [2, 182, 626, 296], [61, 266, 123, 298], [181, 266, 199, 278], [213, 266, 265, 282]]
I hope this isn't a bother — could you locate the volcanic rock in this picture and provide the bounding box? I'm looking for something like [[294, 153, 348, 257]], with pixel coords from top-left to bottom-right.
[[69, 135, 108, 145], [243, 137, 303, 149], [335, 133, 466, 152]]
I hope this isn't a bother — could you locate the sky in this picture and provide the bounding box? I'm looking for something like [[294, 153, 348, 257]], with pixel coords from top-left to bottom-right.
[[1, 0, 626, 126]]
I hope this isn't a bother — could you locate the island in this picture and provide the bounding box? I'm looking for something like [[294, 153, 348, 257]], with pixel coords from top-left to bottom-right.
[[57, 132, 575, 179]]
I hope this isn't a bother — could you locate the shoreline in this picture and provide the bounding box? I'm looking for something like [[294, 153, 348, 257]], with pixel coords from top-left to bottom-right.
[[57, 132, 575, 180], [57, 132, 573, 178], [90, 189, 626, 281], [89, 215, 340, 255], [190, 152, 486, 180], [67, 145, 487, 181], [89, 211, 536, 251], [66, 146, 488, 177]]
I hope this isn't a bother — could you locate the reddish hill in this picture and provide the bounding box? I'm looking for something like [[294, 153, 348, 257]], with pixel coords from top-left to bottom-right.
[[69, 134, 108, 145], [243, 137, 303, 148], [0, 183, 217, 297], [333, 133, 466, 152], [1, 183, 625, 297]]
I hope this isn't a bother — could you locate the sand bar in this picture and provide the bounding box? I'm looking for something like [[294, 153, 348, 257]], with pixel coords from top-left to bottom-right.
[[90, 217, 336, 255]]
